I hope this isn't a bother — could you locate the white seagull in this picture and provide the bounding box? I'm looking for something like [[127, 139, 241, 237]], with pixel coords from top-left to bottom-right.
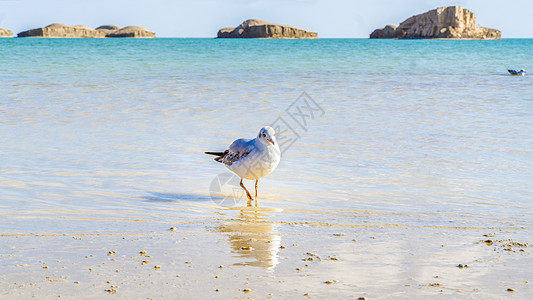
[[205, 126, 281, 207]]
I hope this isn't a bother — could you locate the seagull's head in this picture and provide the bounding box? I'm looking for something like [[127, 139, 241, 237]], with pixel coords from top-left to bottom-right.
[[258, 126, 277, 146]]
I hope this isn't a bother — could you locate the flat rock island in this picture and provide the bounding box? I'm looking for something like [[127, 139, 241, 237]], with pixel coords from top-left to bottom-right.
[[17, 24, 155, 38], [370, 6, 501, 39], [0, 28, 13, 37], [106, 26, 156, 38], [217, 19, 317, 39]]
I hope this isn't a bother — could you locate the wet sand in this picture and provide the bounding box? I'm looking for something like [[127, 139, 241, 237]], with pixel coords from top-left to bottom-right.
[[1, 205, 532, 299]]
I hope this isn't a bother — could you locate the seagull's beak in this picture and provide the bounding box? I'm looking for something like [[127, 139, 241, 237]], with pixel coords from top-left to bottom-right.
[[268, 138, 275, 145]]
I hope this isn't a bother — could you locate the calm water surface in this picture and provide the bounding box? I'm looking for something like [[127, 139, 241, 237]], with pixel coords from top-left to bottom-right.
[[1, 38, 532, 233]]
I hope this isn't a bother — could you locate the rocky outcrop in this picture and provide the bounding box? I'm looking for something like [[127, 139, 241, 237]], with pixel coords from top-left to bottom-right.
[[369, 25, 400, 39], [17, 24, 155, 38], [217, 27, 238, 38], [95, 25, 121, 36], [0, 28, 13, 37], [18, 23, 106, 38], [217, 19, 317, 39], [370, 6, 501, 39], [106, 26, 155, 38]]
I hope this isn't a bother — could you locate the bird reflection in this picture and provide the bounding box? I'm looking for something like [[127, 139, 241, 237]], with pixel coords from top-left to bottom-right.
[[217, 209, 281, 269]]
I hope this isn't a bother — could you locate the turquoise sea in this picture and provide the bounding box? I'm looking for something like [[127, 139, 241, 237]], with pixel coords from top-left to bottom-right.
[[1, 38, 531, 226], [1, 38, 532, 298]]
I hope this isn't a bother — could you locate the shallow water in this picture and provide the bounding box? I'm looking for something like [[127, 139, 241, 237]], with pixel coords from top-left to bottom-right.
[[1, 38, 533, 298], [1, 38, 532, 229]]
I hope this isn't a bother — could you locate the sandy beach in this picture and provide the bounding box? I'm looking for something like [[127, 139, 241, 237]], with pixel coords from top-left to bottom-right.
[[2, 203, 532, 299]]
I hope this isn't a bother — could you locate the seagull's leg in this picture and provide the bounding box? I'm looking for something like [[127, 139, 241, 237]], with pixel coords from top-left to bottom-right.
[[239, 179, 253, 206], [254, 180, 259, 207]]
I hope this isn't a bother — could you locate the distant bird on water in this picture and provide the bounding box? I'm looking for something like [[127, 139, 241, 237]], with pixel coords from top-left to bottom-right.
[[205, 126, 281, 207], [508, 69, 526, 76]]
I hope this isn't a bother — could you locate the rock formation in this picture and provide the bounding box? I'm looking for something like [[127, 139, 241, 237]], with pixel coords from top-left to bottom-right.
[[217, 27, 237, 38], [17, 24, 155, 38], [18, 23, 106, 38], [370, 6, 501, 39], [0, 28, 13, 37], [217, 19, 317, 39], [369, 25, 400, 39], [95, 25, 121, 36], [106, 26, 155, 38]]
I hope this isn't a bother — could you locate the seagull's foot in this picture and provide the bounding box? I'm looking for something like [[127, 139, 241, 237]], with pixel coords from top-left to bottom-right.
[[244, 192, 255, 206], [244, 192, 254, 207], [246, 197, 258, 207]]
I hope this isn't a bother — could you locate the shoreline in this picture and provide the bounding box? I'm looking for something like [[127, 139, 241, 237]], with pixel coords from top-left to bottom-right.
[[2, 209, 532, 299], [3, 36, 531, 39]]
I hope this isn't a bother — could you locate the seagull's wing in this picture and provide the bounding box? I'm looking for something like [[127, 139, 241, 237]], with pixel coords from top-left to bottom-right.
[[221, 138, 255, 166], [205, 138, 255, 166], [508, 69, 517, 75]]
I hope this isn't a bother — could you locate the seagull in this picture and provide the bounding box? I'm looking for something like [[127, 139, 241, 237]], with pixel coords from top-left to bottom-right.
[[508, 69, 526, 76], [205, 126, 281, 207]]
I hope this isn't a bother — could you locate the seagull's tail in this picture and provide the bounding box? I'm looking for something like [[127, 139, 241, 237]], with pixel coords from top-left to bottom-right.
[[204, 151, 224, 156], [205, 150, 227, 163]]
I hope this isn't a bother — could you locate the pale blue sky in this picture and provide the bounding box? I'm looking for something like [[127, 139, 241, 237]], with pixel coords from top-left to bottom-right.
[[0, 0, 530, 38]]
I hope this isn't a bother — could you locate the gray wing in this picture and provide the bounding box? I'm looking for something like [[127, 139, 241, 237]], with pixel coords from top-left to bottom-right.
[[219, 138, 255, 166]]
